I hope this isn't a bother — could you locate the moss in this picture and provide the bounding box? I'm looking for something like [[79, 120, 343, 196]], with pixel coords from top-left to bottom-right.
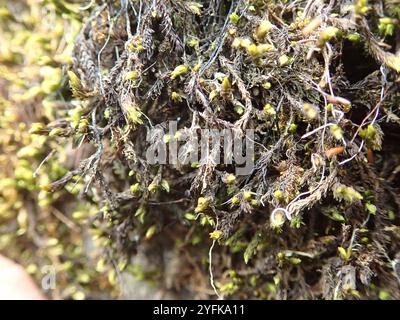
[[2, 0, 400, 301], [333, 185, 363, 203]]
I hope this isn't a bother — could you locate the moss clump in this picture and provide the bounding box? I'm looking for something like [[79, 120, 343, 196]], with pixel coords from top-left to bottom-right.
[[1, 0, 400, 300]]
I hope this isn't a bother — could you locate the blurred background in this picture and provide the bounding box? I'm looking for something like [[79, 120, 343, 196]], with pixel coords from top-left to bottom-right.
[[0, 0, 121, 299]]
